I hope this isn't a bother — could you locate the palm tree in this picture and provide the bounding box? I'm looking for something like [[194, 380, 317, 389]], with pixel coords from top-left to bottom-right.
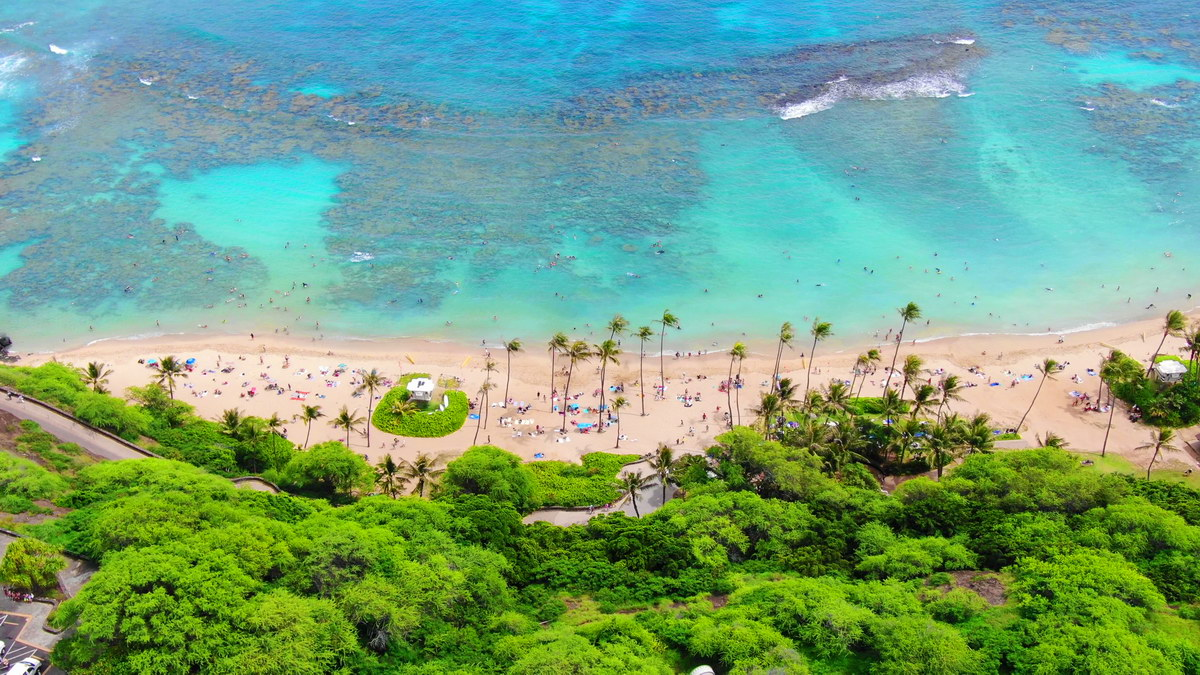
[[656, 310, 680, 394], [616, 470, 656, 517], [1139, 427, 1178, 480], [331, 406, 364, 447], [849, 353, 869, 399], [753, 392, 784, 437], [1037, 431, 1070, 449], [772, 321, 795, 394], [1016, 358, 1059, 431], [804, 319, 833, 404], [611, 396, 630, 448], [502, 338, 523, 409], [1147, 309, 1187, 376], [900, 354, 925, 400], [219, 408, 245, 439], [928, 417, 966, 480], [355, 368, 386, 447], [735, 343, 748, 426], [561, 341, 592, 432], [936, 375, 965, 421], [963, 413, 995, 456], [473, 382, 495, 444], [776, 378, 800, 416], [1182, 321, 1200, 369], [857, 349, 882, 398], [634, 326, 654, 416], [883, 302, 921, 392], [824, 417, 869, 479], [547, 332, 569, 399], [726, 342, 747, 429], [155, 355, 188, 399], [594, 339, 621, 432], [1099, 350, 1141, 457], [264, 412, 286, 461], [823, 381, 852, 414], [482, 359, 499, 430], [648, 444, 675, 504], [879, 388, 905, 424], [401, 452, 445, 497], [79, 361, 113, 393], [297, 404, 324, 449], [606, 314, 629, 342], [891, 418, 925, 465], [909, 384, 939, 420], [374, 454, 407, 498], [389, 397, 419, 419]]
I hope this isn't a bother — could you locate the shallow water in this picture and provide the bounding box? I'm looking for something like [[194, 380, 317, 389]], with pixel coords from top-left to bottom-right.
[[0, 0, 1198, 351]]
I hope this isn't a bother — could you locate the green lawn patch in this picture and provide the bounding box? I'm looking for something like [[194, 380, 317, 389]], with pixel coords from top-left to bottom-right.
[[529, 452, 642, 507], [372, 374, 469, 438], [1073, 450, 1200, 489]]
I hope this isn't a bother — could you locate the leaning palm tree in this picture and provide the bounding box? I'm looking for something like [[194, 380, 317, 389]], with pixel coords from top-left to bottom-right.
[[561, 341, 592, 432], [219, 408, 245, 439], [753, 392, 784, 437], [648, 444, 675, 504], [900, 354, 925, 400], [401, 452, 445, 497], [481, 359, 499, 430], [297, 404, 324, 449], [547, 332, 569, 399], [883, 302, 921, 392], [772, 321, 795, 394], [473, 382, 495, 445], [606, 314, 629, 342], [1147, 310, 1187, 376], [725, 342, 747, 429], [1140, 427, 1178, 480], [1099, 350, 1141, 457], [616, 470, 656, 517], [1182, 321, 1200, 370], [594, 339, 621, 432], [857, 348, 882, 398], [79, 361, 113, 393], [804, 319, 833, 404], [1037, 431, 1070, 449], [849, 353, 869, 399], [355, 368, 386, 447], [330, 406, 364, 447], [656, 310, 680, 394], [1016, 358, 1059, 431], [634, 326, 654, 416], [936, 375, 965, 421], [502, 338, 523, 409], [155, 355, 188, 399], [611, 396, 630, 448], [374, 454, 407, 498]]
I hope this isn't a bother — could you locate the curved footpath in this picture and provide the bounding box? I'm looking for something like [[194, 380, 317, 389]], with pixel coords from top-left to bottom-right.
[[0, 390, 153, 461]]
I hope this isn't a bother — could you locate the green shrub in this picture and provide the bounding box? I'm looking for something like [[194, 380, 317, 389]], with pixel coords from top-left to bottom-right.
[[372, 375, 468, 438], [529, 452, 641, 507], [0, 453, 70, 511]]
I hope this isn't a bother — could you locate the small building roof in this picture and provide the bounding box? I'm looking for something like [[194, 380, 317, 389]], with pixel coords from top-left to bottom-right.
[[407, 377, 436, 393], [1153, 360, 1188, 375]]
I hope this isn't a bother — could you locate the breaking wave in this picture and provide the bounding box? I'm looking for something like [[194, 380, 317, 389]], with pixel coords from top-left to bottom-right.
[[779, 71, 970, 120]]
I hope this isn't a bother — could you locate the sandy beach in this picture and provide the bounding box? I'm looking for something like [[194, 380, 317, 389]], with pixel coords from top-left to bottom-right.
[[13, 314, 1200, 474]]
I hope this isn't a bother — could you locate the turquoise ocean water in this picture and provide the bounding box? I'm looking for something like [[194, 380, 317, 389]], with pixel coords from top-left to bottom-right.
[[0, 1, 1198, 351]]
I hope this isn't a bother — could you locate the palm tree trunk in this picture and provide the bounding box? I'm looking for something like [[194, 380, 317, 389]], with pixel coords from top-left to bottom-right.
[[1147, 329, 1169, 376], [661, 473, 668, 505], [365, 388, 373, 447], [849, 369, 859, 401], [615, 417, 621, 448], [883, 319, 908, 392], [631, 493, 640, 517], [726, 354, 735, 429], [804, 336, 818, 404], [504, 351, 512, 409], [735, 360, 744, 426], [549, 350, 556, 407], [562, 363, 575, 432], [772, 341, 783, 393], [1016, 372, 1048, 430], [1101, 392, 1116, 457], [659, 331, 667, 394], [639, 347, 647, 416], [1148, 445, 1161, 480], [473, 397, 483, 444], [305, 422, 312, 449]]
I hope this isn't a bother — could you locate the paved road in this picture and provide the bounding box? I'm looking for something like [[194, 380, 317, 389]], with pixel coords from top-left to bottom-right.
[[0, 394, 149, 462]]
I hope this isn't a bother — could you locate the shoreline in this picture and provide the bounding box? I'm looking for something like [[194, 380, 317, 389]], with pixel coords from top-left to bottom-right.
[[11, 311, 1200, 474]]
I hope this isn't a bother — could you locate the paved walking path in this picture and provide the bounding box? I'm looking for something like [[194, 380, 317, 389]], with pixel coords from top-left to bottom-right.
[[0, 394, 151, 462]]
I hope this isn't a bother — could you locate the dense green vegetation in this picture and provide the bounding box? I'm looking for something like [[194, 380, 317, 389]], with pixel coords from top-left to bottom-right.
[[1108, 352, 1200, 429], [9, 430, 1199, 673], [371, 373, 470, 438], [529, 452, 641, 507]]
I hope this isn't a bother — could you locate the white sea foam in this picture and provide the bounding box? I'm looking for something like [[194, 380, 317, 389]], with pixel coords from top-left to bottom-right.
[[49, 44, 69, 55], [952, 38, 976, 45], [0, 21, 35, 33], [780, 71, 969, 120], [138, 77, 154, 86], [1149, 98, 1178, 108], [0, 54, 26, 94]]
